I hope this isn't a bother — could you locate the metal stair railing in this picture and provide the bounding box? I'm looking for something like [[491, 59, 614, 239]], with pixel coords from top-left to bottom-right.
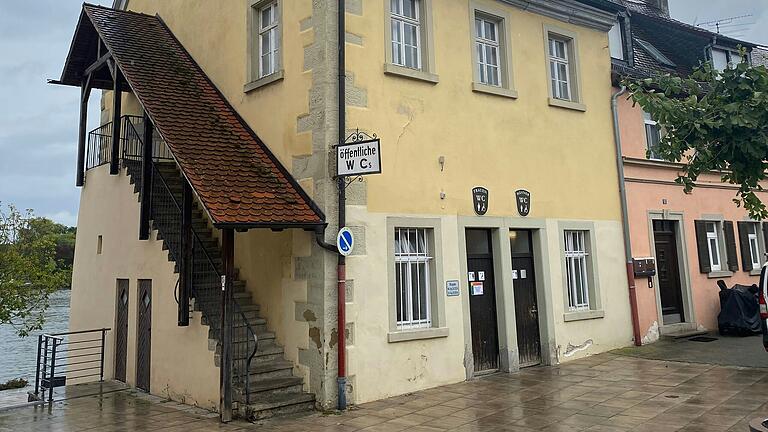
[[122, 117, 259, 405]]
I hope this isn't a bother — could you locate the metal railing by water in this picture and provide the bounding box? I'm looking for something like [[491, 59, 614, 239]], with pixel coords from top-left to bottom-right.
[[31, 328, 110, 403]]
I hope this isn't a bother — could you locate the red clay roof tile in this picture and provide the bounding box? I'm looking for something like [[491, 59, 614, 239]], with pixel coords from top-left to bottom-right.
[[63, 5, 324, 228]]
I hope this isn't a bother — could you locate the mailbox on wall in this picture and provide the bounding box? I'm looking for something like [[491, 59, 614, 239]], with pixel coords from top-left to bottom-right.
[[633, 257, 657, 278]]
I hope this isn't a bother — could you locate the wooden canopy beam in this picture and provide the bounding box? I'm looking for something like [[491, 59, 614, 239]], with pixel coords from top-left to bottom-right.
[[139, 113, 153, 240], [84, 51, 112, 77], [178, 181, 192, 327], [75, 73, 93, 187], [109, 61, 122, 175], [220, 229, 235, 422]]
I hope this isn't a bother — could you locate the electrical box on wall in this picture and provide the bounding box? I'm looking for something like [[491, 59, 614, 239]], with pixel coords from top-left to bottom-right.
[[633, 257, 656, 277]]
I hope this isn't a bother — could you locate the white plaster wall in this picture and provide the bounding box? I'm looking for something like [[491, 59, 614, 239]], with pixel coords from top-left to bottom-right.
[[70, 165, 219, 410]]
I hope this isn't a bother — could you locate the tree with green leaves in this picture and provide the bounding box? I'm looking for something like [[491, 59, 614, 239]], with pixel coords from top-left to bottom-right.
[[625, 57, 768, 219], [0, 203, 73, 336]]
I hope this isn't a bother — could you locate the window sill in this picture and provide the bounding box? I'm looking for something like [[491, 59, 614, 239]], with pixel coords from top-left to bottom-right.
[[750, 268, 762, 276], [563, 309, 605, 322], [244, 70, 284, 93], [472, 83, 518, 99], [548, 97, 586, 112], [387, 327, 449, 343], [383, 63, 439, 84], [707, 270, 733, 279]]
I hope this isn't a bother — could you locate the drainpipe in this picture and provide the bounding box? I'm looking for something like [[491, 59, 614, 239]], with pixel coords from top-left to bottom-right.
[[611, 85, 642, 347], [336, 0, 348, 411]]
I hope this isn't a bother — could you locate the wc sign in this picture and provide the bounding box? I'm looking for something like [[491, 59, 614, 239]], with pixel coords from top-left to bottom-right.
[[337, 139, 382, 177]]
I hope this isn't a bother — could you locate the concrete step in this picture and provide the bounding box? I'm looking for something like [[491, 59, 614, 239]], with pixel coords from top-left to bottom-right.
[[662, 329, 709, 340], [248, 377, 304, 395], [244, 360, 295, 381], [238, 392, 315, 421]]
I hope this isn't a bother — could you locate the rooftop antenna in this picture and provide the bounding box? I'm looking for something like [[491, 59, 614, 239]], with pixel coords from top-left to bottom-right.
[[696, 14, 755, 39]]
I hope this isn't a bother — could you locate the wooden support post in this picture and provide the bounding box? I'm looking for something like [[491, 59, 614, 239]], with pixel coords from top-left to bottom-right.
[[76, 77, 92, 187], [219, 229, 234, 423], [178, 181, 192, 327], [110, 67, 122, 175], [139, 114, 153, 240]]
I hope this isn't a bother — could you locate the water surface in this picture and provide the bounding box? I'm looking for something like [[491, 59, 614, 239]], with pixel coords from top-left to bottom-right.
[[0, 290, 71, 384]]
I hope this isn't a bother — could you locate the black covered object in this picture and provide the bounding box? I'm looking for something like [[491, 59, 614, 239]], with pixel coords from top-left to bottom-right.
[[718, 283, 762, 336]]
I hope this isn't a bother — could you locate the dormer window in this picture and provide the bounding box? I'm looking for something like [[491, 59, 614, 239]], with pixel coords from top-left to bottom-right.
[[608, 19, 626, 61], [711, 48, 746, 72]]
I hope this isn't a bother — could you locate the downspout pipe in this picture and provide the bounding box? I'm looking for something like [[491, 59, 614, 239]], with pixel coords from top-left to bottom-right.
[[611, 85, 643, 347], [336, 0, 348, 411]]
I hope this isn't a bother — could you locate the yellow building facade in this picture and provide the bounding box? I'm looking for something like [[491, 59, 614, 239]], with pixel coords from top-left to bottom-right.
[[69, 0, 635, 415]]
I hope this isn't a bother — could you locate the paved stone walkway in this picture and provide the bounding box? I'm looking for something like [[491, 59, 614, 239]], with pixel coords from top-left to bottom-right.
[[1, 353, 767, 431], [613, 333, 768, 369]]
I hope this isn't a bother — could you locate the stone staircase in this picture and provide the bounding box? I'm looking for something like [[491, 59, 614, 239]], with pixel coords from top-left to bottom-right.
[[124, 159, 315, 419]]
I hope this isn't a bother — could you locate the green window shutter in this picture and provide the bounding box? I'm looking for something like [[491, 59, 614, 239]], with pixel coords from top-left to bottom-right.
[[738, 222, 752, 271], [723, 221, 739, 272], [694, 220, 711, 274]]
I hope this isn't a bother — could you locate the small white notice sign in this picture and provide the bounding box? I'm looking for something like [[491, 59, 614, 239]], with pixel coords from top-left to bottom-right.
[[337, 139, 382, 177], [478, 271, 485, 281], [471, 282, 484, 296]]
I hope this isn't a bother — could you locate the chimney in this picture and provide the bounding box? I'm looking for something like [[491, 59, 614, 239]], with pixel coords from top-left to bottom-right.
[[653, 0, 670, 17]]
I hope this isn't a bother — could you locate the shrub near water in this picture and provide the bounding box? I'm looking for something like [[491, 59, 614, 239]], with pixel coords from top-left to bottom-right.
[[0, 378, 28, 391]]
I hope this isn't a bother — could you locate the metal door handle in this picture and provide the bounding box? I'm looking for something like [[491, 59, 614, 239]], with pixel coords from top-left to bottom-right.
[[530, 306, 538, 315]]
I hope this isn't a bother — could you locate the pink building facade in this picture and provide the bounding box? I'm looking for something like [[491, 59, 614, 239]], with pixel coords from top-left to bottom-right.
[[609, 0, 765, 343], [618, 94, 767, 342]]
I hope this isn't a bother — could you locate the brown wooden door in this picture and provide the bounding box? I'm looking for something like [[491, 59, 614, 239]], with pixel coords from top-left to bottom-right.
[[653, 221, 685, 324], [136, 279, 152, 392], [466, 229, 499, 373], [115, 279, 129, 383], [510, 230, 541, 368]]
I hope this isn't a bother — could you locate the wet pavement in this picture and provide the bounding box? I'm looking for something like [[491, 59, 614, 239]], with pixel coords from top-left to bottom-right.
[[613, 333, 768, 369], [1, 353, 767, 431]]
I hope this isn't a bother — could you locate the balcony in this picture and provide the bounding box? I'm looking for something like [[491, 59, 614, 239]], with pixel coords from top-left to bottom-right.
[[85, 115, 173, 172]]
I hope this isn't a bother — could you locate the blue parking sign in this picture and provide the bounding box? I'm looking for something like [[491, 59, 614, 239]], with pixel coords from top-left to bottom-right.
[[337, 228, 354, 256]]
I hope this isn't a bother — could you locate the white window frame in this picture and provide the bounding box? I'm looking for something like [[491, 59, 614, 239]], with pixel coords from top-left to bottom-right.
[[643, 111, 662, 160], [549, 37, 571, 101], [246, 0, 284, 91], [564, 230, 590, 312], [390, 0, 422, 70], [394, 227, 433, 330], [258, 1, 279, 78], [711, 47, 746, 72], [608, 20, 625, 61], [475, 16, 501, 87], [706, 222, 722, 272], [543, 25, 584, 111], [748, 223, 761, 270]]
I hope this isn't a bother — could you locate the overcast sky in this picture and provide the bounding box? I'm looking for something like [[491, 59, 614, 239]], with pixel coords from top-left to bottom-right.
[[0, 1, 766, 228]]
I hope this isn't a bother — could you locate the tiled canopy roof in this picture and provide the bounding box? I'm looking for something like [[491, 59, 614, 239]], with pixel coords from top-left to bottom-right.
[[59, 4, 325, 228]]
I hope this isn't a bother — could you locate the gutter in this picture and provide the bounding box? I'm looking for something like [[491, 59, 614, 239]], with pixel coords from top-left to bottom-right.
[[336, 0, 348, 411], [611, 86, 642, 347]]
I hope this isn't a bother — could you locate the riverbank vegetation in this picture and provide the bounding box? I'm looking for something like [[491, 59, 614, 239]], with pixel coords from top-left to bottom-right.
[[0, 378, 28, 391], [0, 203, 75, 336]]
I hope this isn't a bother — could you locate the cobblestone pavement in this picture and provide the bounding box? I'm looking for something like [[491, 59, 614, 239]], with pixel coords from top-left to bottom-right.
[[1, 353, 767, 431]]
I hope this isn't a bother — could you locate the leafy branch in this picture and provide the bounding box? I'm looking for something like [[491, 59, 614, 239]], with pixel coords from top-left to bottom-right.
[[625, 56, 768, 219]]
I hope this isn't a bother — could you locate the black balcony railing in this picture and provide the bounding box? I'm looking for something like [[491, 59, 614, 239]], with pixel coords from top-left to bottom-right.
[[85, 115, 173, 172], [31, 328, 110, 403], [86, 122, 113, 170]]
